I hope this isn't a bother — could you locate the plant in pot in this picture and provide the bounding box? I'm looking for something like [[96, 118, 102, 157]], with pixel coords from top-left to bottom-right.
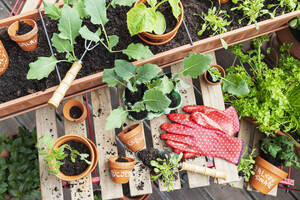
[[108, 156, 135, 184], [250, 135, 299, 194], [63, 99, 87, 123], [38, 134, 98, 181], [0, 40, 9, 76], [103, 52, 213, 130], [118, 123, 145, 152], [237, 148, 256, 182], [127, 0, 183, 45]]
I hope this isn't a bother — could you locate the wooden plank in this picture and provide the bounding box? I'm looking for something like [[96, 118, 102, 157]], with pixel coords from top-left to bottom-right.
[[204, 183, 250, 200], [171, 62, 210, 188], [21, 0, 41, 13], [36, 106, 64, 200], [91, 88, 123, 200], [63, 95, 93, 200], [198, 51, 239, 184]]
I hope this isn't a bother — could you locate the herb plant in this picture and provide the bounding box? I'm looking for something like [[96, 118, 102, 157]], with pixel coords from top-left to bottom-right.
[[289, 16, 300, 30], [151, 152, 183, 191], [27, 0, 153, 80], [237, 148, 256, 182], [268, 0, 300, 15], [127, 0, 182, 36], [38, 135, 90, 174]]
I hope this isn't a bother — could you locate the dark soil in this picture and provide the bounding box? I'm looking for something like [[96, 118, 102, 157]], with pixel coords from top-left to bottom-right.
[[116, 157, 129, 162], [125, 84, 147, 105], [167, 92, 178, 108], [137, 148, 164, 171], [16, 21, 33, 35], [129, 110, 148, 120], [0, 0, 286, 103], [259, 151, 283, 167], [59, 140, 91, 176], [157, 2, 177, 33], [69, 106, 83, 119]]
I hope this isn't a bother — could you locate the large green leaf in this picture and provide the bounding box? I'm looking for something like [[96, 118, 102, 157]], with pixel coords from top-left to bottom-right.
[[127, 4, 156, 36], [182, 52, 212, 78], [114, 59, 136, 81], [153, 11, 166, 35], [58, 4, 82, 44], [222, 74, 250, 97], [84, 0, 108, 25], [136, 64, 161, 84], [51, 33, 73, 53], [73, 0, 89, 18], [108, 35, 119, 50], [102, 69, 124, 87], [147, 0, 157, 7], [79, 25, 100, 42], [150, 76, 174, 94], [111, 0, 137, 8], [27, 56, 59, 80], [122, 43, 153, 60], [168, 0, 181, 20], [105, 107, 128, 130], [43, 1, 61, 20], [143, 89, 171, 112]]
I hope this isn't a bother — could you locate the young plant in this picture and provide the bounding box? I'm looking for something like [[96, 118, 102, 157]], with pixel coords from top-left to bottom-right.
[[268, 0, 300, 15], [38, 135, 90, 174], [289, 16, 300, 30], [151, 152, 183, 191], [237, 148, 256, 182], [127, 0, 182, 36], [27, 0, 153, 80]]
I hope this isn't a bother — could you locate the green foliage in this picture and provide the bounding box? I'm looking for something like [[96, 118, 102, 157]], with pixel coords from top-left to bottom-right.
[[127, 0, 182, 36], [27, 56, 59, 80], [268, 0, 299, 15], [237, 148, 256, 182], [0, 128, 41, 200], [261, 136, 300, 168], [151, 152, 183, 192], [111, 0, 137, 8], [105, 107, 128, 130], [182, 52, 212, 78], [207, 67, 221, 82], [122, 43, 154, 60], [43, 0, 61, 20], [143, 89, 171, 112], [289, 16, 300, 30]]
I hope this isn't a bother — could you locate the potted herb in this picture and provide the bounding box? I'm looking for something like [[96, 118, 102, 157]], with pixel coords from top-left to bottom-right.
[[63, 99, 87, 123], [237, 148, 256, 182], [0, 40, 8, 76], [118, 123, 145, 152], [127, 0, 183, 45], [108, 156, 135, 184], [38, 134, 99, 181], [250, 136, 299, 194], [203, 64, 225, 85]]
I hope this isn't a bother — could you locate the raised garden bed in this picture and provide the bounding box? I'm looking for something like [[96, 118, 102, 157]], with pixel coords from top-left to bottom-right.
[[0, 0, 299, 120]]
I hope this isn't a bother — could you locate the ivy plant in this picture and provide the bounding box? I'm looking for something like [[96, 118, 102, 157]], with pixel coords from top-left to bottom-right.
[[27, 0, 153, 80], [237, 148, 256, 182], [127, 0, 182, 36]]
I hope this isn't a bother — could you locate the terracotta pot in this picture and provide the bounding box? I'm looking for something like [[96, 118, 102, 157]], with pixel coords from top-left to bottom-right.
[[50, 134, 97, 181], [118, 124, 145, 152], [276, 27, 300, 60], [218, 0, 229, 3], [0, 40, 9, 76], [134, 0, 184, 45], [108, 156, 135, 184], [250, 156, 288, 194], [63, 99, 87, 123], [86, 137, 99, 173], [203, 64, 225, 85], [7, 19, 38, 51], [121, 194, 151, 200], [0, 132, 18, 158]]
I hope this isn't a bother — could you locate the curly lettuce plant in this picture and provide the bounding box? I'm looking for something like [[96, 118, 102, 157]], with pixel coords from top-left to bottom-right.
[[27, 0, 153, 80]]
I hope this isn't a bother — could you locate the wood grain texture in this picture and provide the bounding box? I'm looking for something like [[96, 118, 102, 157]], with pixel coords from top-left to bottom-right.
[[36, 106, 64, 200], [171, 62, 210, 188], [91, 88, 123, 200]]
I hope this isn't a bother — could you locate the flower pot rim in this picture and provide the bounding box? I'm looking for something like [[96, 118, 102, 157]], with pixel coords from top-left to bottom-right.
[[108, 156, 135, 169], [255, 156, 288, 178], [8, 19, 38, 42], [203, 64, 225, 85], [63, 99, 87, 123]]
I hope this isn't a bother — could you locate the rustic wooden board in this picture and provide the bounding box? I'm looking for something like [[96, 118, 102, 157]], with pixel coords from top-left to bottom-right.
[[91, 88, 123, 200], [36, 106, 64, 200], [171, 62, 210, 188], [198, 52, 239, 184]]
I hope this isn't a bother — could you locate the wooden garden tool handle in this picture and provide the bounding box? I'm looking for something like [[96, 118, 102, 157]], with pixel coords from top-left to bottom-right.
[[48, 61, 82, 108], [182, 162, 227, 180]]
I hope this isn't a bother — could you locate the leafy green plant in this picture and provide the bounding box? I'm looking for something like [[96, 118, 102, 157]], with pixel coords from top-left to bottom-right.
[[289, 16, 300, 30], [0, 128, 41, 200], [127, 0, 182, 36], [261, 136, 300, 168], [38, 135, 90, 174], [103, 52, 212, 130], [27, 0, 153, 80], [151, 152, 183, 191], [231, 0, 274, 29], [237, 148, 256, 182], [268, 0, 300, 15]]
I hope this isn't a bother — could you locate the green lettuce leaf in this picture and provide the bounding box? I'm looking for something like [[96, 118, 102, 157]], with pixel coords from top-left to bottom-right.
[[136, 64, 161, 84], [105, 107, 128, 130], [168, 0, 181, 20], [27, 56, 59, 80], [73, 0, 89, 18], [43, 1, 61, 20], [122, 43, 153, 60], [114, 59, 136, 81], [79, 25, 100, 42], [51, 33, 73, 53], [153, 11, 166, 34], [222, 74, 250, 96], [108, 35, 119, 50], [111, 0, 137, 8], [84, 0, 108, 25], [102, 69, 124, 87], [182, 52, 212, 78], [143, 89, 171, 112]]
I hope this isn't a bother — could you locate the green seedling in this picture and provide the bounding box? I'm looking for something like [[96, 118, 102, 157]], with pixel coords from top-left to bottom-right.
[[237, 148, 256, 182]]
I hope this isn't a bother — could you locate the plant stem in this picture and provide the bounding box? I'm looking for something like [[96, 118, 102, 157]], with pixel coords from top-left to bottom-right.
[[106, 1, 112, 10], [154, 0, 168, 10]]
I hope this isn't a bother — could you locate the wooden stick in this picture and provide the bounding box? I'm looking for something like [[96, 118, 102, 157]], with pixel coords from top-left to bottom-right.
[[182, 162, 227, 180]]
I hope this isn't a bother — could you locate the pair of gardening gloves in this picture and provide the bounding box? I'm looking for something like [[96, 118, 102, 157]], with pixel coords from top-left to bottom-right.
[[160, 105, 244, 165]]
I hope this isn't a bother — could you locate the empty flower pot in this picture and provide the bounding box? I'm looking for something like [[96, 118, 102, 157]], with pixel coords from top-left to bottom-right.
[[249, 156, 288, 194], [118, 123, 145, 152], [0, 40, 9, 76], [203, 64, 225, 85], [108, 156, 135, 184], [63, 99, 87, 123], [7, 19, 38, 51]]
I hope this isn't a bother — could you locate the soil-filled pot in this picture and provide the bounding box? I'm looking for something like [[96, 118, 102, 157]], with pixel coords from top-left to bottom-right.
[[134, 0, 184, 45], [108, 156, 135, 184], [63, 99, 87, 123], [50, 134, 98, 181], [249, 156, 288, 194], [7, 19, 38, 51], [203, 64, 225, 85], [118, 124, 145, 152], [0, 40, 9, 76], [276, 28, 300, 60]]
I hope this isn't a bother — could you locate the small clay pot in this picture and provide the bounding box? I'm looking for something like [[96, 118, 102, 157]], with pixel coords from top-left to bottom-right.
[[0, 40, 9, 76], [49, 134, 98, 181], [249, 156, 288, 194], [135, 0, 184, 45], [63, 99, 87, 123], [108, 156, 135, 184], [118, 124, 145, 152], [203, 64, 225, 85], [218, 0, 229, 3], [7, 19, 38, 51]]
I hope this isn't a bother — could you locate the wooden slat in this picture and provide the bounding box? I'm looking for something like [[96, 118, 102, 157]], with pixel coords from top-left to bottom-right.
[[63, 95, 93, 200], [21, 0, 41, 13], [198, 52, 239, 184], [171, 62, 210, 188], [91, 88, 123, 200], [36, 106, 64, 200]]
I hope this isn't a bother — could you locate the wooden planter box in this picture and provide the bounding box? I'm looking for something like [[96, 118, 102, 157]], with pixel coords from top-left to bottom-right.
[[0, 7, 299, 121]]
